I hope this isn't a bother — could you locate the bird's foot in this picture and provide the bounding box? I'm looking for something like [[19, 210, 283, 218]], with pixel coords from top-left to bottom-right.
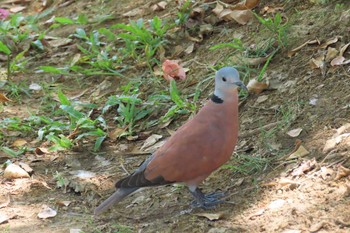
[[190, 189, 225, 209]]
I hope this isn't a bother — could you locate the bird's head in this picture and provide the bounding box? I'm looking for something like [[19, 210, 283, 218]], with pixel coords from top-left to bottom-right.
[[214, 67, 247, 101]]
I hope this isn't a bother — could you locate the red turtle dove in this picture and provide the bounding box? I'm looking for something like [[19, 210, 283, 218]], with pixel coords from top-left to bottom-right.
[[95, 67, 246, 215]]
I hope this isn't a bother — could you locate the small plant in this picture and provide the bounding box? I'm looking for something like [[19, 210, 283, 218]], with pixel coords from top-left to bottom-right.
[[175, 0, 192, 26], [112, 16, 172, 66], [161, 80, 196, 122], [104, 82, 151, 136], [223, 153, 270, 175], [254, 12, 289, 49]]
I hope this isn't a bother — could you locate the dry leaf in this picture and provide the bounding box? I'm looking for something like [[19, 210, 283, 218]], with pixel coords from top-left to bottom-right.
[[0, 9, 10, 20], [18, 162, 33, 173], [56, 200, 72, 207], [184, 43, 195, 54], [38, 206, 57, 219], [231, 54, 269, 66], [256, 95, 268, 103], [9, 5, 26, 13], [268, 199, 286, 210], [35, 147, 49, 155], [246, 79, 269, 94], [3, 164, 30, 179], [309, 55, 325, 69], [151, 1, 167, 11], [162, 60, 186, 81], [227, 10, 254, 25], [325, 47, 339, 62], [122, 8, 144, 17], [212, 2, 224, 16], [339, 43, 350, 56], [0, 92, 11, 103], [231, 0, 260, 10], [12, 139, 28, 147], [335, 165, 350, 180], [287, 145, 309, 160], [0, 213, 9, 224], [291, 158, 317, 177], [109, 127, 126, 140], [331, 56, 345, 66], [288, 39, 320, 57], [190, 7, 205, 19], [29, 83, 42, 91], [287, 128, 303, 137], [320, 166, 334, 180], [193, 212, 225, 221], [249, 208, 265, 220], [319, 37, 339, 49], [141, 134, 163, 150]]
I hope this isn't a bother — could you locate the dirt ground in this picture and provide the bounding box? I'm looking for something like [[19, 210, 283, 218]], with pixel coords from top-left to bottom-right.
[[1, 0, 350, 232]]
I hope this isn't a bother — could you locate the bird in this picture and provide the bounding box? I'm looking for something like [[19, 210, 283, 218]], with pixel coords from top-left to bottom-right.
[[94, 67, 246, 215]]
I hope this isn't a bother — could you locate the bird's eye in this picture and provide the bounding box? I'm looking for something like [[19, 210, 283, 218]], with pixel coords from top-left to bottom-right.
[[222, 77, 227, 82]]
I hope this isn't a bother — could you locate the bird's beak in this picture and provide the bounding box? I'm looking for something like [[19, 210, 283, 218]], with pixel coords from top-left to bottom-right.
[[234, 81, 248, 92]]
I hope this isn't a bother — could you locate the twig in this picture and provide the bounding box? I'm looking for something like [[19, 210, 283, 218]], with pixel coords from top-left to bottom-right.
[[239, 121, 282, 138]]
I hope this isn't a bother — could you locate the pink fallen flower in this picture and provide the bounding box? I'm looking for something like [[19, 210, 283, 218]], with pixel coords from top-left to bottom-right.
[[0, 9, 9, 20], [162, 59, 186, 81]]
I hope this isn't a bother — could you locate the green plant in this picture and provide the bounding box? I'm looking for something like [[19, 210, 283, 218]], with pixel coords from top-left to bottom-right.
[[104, 82, 151, 136], [254, 12, 289, 49], [223, 153, 270, 175], [161, 80, 196, 122], [175, 0, 192, 26], [112, 16, 172, 66]]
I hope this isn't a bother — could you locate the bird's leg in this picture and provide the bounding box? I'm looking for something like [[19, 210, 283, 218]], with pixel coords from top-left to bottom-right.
[[189, 188, 225, 209]]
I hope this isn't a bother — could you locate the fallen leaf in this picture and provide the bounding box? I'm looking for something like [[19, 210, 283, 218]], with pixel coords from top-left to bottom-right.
[[162, 60, 186, 81], [325, 47, 339, 62], [38, 206, 57, 219], [0, 8, 10, 20], [319, 37, 339, 49], [18, 162, 33, 173], [70, 229, 83, 233], [193, 212, 225, 221], [184, 43, 195, 54], [310, 55, 325, 69], [231, 0, 260, 10], [287, 145, 309, 160], [288, 39, 320, 57], [0, 92, 11, 103], [109, 127, 126, 140], [151, 1, 167, 11], [0, 213, 9, 224], [12, 139, 28, 147], [246, 79, 269, 94], [287, 128, 303, 137], [335, 165, 350, 180], [141, 134, 163, 150], [212, 2, 224, 16], [9, 5, 26, 13], [291, 158, 317, 177], [323, 133, 350, 153], [190, 7, 205, 19], [122, 8, 144, 17], [320, 166, 334, 180], [249, 208, 265, 219], [268, 199, 286, 210], [339, 42, 350, 56], [226, 10, 254, 25], [256, 95, 268, 103], [35, 147, 49, 155], [3, 163, 30, 179], [331, 56, 346, 66], [0, 195, 10, 209], [29, 83, 42, 91], [56, 200, 72, 207]]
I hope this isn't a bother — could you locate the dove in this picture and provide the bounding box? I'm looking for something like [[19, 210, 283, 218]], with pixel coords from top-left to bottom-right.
[[95, 67, 246, 215]]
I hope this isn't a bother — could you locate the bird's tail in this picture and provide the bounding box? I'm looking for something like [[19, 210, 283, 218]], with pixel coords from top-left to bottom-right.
[[94, 187, 138, 215]]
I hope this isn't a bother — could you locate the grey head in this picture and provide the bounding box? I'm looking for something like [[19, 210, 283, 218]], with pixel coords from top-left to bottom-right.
[[213, 67, 247, 101]]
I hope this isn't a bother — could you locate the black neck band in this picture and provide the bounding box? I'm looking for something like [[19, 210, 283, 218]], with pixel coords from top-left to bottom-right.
[[211, 94, 223, 104]]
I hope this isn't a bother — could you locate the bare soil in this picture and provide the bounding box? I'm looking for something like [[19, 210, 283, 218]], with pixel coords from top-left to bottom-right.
[[1, 0, 350, 233]]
